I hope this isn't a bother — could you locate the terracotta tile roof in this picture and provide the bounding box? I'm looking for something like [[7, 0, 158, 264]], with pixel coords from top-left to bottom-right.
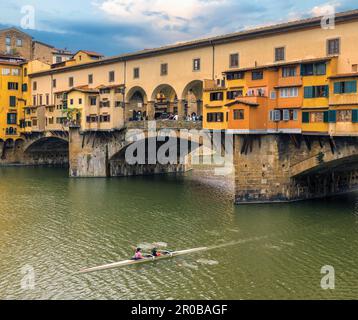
[[223, 57, 336, 74], [329, 73, 358, 79], [225, 99, 259, 107], [97, 84, 125, 90], [76, 50, 104, 57]]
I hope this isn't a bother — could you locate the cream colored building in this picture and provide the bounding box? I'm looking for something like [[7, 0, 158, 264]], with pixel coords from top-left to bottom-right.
[[28, 10, 358, 132]]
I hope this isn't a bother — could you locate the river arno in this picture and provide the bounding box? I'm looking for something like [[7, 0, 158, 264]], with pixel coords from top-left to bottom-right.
[[0, 167, 357, 300]]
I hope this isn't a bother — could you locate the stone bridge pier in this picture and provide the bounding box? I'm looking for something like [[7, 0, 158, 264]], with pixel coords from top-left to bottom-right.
[[69, 121, 203, 178], [234, 134, 358, 204]]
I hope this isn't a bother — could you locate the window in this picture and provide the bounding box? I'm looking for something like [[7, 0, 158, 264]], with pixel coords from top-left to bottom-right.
[[56, 117, 67, 124], [22, 83, 28, 92], [207, 112, 224, 122], [252, 71, 263, 80], [90, 97, 97, 106], [16, 38, 22, 47], [52, 79, 56, 88], [270, 91, 277, 99], [315, 63, 326, 75], [7, 113, 17, 125], [233, 109, 244, 120], [2, 68, 10, 76], [33, 81, 37, 90], [334, 81, 357, 94], [281, 109, 298, 121], [100, 101, 110, 108], [337, 110, 352, 122], [193, 58, 201, 71], [227, 90, 243, 100], [24, 68, 27, 77], [282, 67, 296, 77], [310, 112, 324, 123], [8, 82, 19, 90], [88, 74, 93, 84], [109, 71, 115, 82], [99, 88, 110, 94], [210, 92, 224, 101], [160, 63, 168, 76], [70, 99, 74, 105], [304, 86, 329, 98], [46, 94, 49, 105], [69, 77, 74, 87], [280, 87, 298, 98], [86, 115, 98, 123], [9, 96, 16, 107], [100, 115, 111, 122], [56, 56, 62, 63], [39, 95, 43, 105], [48, 117, 54, 125], [247, 87, 266, 97], [33, 95, 36, 106], [32, 119, 38, 126], [275, 47, 285, 62], [352, 64, 358, 72], [301, 62, 326, 76], [226, 72, 245, 80], [229, 53, 239, 68], [12, 69, 20, 76], [327, 38, 340, 55], [79, 98, 82, 104], [5, 36, 11, 45], [133, 67, 140, 79], [269, 110, 282, 122]]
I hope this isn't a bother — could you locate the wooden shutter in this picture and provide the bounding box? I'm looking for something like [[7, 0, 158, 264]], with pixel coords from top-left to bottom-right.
[[334, 82, 341, 94], [304, 87, 313, 98], [352, 109, 358, 123], [328, 110, 336, 123], [302, 112, 310, 123]]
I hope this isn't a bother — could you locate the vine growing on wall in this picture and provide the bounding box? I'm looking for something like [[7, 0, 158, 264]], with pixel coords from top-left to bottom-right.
[[62, 107, 81, 127]]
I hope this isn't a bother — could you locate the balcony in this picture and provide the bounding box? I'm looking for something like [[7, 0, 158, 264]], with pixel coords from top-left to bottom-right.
[[329, 93, 358, 106], [276, 75, 303, 88], [203, 79, 226, 91]]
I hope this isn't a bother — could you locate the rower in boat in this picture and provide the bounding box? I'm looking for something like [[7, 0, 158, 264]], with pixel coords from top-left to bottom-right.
[[151, 247, 161, 257], [133, 248, 144, 260]]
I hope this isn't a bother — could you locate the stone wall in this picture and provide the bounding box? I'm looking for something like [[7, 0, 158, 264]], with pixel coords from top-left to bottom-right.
[[0, 139, 68, 166], [0, 29, 32, 59], [234, 135, 358, 204]]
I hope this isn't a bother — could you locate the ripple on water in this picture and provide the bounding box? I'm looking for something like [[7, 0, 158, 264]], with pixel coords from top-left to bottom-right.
[[0, 168, 357, 300]]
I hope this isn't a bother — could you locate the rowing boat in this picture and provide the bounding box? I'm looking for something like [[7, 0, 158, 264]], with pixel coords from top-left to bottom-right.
[[79, 247, 208, 274]]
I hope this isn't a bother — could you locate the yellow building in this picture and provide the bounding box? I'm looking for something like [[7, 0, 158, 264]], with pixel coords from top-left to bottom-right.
[[0, 59, 23, 141], [21, 60, 51, 133], [301, 57, 338, 135], [328, 73, 358, 136]]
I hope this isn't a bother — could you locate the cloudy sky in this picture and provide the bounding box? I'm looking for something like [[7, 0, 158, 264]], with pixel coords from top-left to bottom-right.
[[0, 0, 356, 56]]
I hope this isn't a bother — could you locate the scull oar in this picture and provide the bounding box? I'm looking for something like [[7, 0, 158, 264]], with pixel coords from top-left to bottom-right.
[[79, 247, 208, 274]]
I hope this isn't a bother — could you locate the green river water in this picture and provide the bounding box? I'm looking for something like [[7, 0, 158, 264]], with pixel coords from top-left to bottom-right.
[[0, 167, 357, 300]]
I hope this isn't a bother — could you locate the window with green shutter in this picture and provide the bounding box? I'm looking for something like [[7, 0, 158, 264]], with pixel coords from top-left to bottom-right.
[[7, 113, 17, 124], [323, 111, 329, 123], [328, 110, 336, 123], [346, 81, 357, 93], [352, 109, 358, 123], [302, 112, 310, 123], [334, 81, 357, 94], [304, 87, 313, 98], [334, 82, 342, 94], [9, 96, 16, 107]]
